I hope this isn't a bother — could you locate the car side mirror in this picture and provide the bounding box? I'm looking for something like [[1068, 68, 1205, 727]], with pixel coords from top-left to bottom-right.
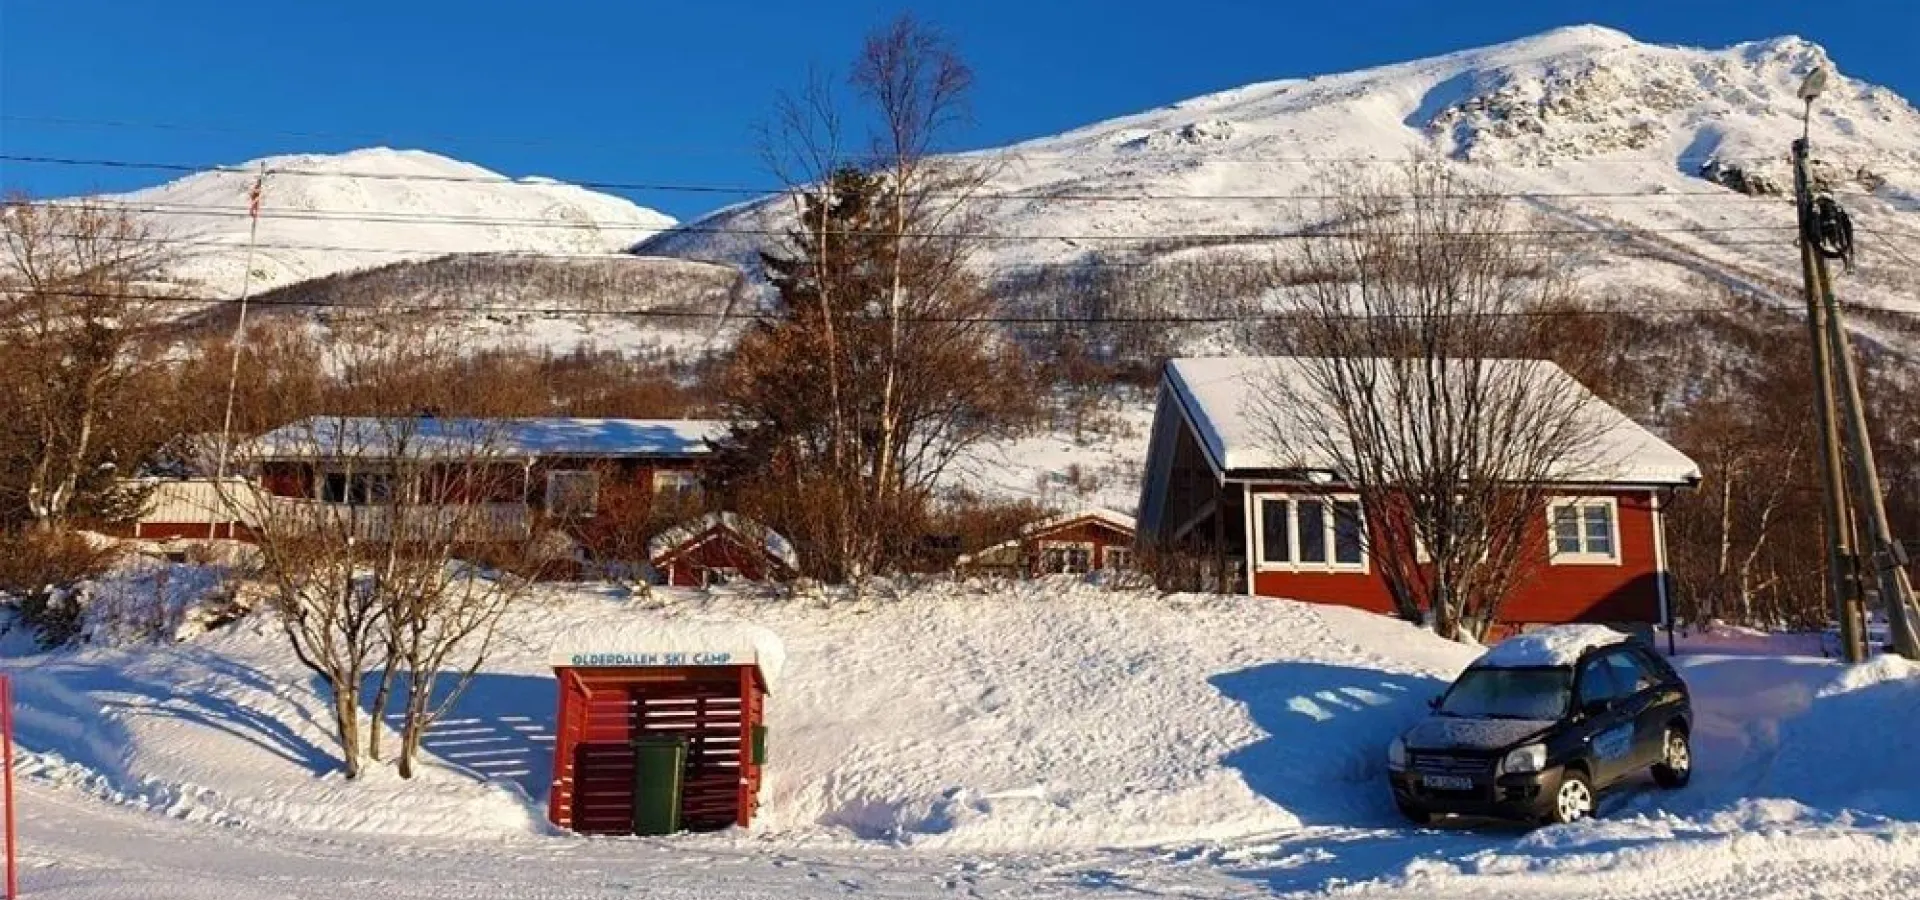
[[1427, 695, 1442, 710], [1580, 697, 1614, 718]]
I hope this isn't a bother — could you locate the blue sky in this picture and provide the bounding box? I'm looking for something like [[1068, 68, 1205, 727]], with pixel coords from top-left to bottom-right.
[[3, 0, 1915, 220]]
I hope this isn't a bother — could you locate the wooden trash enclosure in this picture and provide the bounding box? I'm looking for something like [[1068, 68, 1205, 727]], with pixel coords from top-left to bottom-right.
[[547, 623, 783, 834]]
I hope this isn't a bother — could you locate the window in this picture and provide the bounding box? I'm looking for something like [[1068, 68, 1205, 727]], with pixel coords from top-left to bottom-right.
[[319, 472, 390, 505], [545, 470, 600, 518], [1549, 498, 1620, 564], [1255, 496, 1367, 571], [1039, 542, 1094, 574], [653, 469, 702, 500], [1576, 656, 1626, 708], [1439, 668, 1572, 720], [1603, 650, 1658, 696], [1103, 546, 1134, 571]]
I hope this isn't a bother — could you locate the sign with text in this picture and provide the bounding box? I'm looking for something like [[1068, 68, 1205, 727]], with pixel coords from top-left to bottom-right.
[[567, 651, 735, 667]]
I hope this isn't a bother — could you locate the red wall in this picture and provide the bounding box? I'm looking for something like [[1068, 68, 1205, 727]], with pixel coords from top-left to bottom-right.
[[656, 526, 791, 587], [1023, 517, 1134, 576], [1247, 488, 1664, 626]]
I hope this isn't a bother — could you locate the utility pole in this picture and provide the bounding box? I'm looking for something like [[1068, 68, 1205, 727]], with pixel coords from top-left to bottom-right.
[[1792, 70, 1868, 663], [1792, 69, 1920, 661]]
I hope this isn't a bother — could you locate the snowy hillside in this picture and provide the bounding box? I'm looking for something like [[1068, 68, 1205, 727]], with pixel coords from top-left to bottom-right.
[[641, 25, 1920, 320], [7, 571, 1920, 898], [180, 251, 754, 359], [114, 147, 677, 297]]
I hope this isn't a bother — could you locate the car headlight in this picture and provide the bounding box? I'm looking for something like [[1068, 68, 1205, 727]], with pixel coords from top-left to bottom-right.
[[1387, 736, 1408, 770], [1501, 743, 1547, 774]]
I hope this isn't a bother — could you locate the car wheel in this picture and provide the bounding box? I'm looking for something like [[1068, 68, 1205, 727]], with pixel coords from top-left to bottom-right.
[[1546, 768, 1595, 825], [1395, 800, 1432, 826], [1652, 727, 1692, 789]]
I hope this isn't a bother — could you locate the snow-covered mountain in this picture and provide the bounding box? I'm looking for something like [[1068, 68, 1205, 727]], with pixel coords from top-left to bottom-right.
[[115, 147, 676, 297], [641, 25, 1920, 321]]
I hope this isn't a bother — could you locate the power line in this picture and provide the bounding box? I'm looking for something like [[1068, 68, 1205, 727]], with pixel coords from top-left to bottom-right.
[[9, 121, 1920, 170], [15, 286, 1792, 325], [0, 152, 1896, 203], [25, 222, 1800, 255]]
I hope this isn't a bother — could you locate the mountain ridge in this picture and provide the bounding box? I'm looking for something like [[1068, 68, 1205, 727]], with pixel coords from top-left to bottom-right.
[[111, 146, 677, 298]]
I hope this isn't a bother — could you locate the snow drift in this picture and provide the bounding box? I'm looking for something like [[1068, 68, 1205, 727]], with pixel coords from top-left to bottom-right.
[[5, 570, 1919, 853]]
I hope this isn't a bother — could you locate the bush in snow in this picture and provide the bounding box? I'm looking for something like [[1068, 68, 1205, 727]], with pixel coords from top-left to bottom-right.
[[0, 527, 124, 647]]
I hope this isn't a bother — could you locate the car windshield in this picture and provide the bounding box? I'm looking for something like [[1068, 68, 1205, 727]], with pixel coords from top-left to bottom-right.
[[1438, 667, 1572, 720]]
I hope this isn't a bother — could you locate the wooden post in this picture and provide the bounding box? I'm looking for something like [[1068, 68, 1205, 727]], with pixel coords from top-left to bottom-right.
[[736, 666, 755, 828], [1213, 480, 1228, 593], [547, 671, 579, 829], [3, 675, 17, 900]]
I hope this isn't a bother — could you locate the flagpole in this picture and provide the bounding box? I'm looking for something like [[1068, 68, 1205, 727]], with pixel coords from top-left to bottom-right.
[[208, 162, 268, 540]]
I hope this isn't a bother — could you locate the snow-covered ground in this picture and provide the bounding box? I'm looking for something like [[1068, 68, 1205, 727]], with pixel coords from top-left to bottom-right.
[[5, 574, 1919, 898]]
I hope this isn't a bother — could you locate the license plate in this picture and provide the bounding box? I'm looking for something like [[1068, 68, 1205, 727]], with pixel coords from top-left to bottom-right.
[[1421, 774, 1474, 791]]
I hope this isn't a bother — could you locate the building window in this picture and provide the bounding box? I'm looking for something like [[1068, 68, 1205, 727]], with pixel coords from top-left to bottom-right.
[[546, 470, 600, 518], [1038, 541, 1094, 574], [1256, 495, 1366, 571], [1104, 546, 1134, 571], [653, 469, 702, 501], [1549, 498, 1619, 564], [319, 472, 390, 505]]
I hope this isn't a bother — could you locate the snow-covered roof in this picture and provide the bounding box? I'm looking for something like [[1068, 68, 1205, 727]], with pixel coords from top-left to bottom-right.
[[549, 619, 786, 689], [1020, 508, 1138, 538], [647, 511, 800, 571], [1475, 624, 1631, 668], [246, 417, 728, 461], [1163, 357, 1700, 486]]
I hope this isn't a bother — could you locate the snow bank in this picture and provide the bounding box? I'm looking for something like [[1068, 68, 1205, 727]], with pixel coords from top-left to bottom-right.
[[10, 568, 1920, 855], [1476, 623, 1630, 667]]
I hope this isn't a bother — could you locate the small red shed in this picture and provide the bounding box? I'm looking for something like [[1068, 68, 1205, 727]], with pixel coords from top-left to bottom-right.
[[647, 512, 799, 587], [547, 621, 784, 834]]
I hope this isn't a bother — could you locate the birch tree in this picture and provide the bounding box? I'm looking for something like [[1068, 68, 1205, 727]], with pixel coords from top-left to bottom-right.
[[0, 195, 172, 528], [728, 14, 1036, 580], [1259, 162, 1606, 641]]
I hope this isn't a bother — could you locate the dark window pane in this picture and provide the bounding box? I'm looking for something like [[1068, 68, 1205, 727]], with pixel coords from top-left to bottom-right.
[[1583, 504, 1615, 556], [1298, 500, 1327, 563], [1260, 499, 1290, 564], [1577, 657, 1622, 705], [322, 473, 348, 503], [1553, 506, 1582, 554], [1333, 501, 1364, 564]]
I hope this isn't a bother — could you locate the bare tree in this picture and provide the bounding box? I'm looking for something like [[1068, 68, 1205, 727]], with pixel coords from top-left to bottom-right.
[[1258, 162, 1607, 641], [221, 317, 547, 778], [0, 195, 173, 528], [729, 15, 1037, 581]]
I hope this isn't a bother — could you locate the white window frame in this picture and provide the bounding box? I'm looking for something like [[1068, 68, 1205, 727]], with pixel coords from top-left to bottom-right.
[[1037, 540, 1095, 575], [1547, 497, 1621, 566], [1103, 545, 1134, 572], [1253, 494, 1368, 573], [544, 469, 601, 519]]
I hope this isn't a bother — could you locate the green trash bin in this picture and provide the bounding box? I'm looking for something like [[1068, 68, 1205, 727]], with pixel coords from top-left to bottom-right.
[[630, 734, 687, 836]]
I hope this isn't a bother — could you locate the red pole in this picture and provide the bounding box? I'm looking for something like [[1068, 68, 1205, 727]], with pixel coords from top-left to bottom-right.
[[2, 674, 16, 900]]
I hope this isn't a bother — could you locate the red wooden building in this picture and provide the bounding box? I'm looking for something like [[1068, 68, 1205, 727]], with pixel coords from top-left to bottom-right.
[[547, 621, 784, 834], [647, 512, 800, 587], [241, 416, 724, 556], [1136, 357, 1700, 633], [958, 508, 1137, 578]]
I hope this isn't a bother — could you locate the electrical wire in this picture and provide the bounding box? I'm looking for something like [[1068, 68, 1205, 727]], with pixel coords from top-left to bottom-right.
[[12, 286, 1783, 325], [0, 152, 1891, 203]]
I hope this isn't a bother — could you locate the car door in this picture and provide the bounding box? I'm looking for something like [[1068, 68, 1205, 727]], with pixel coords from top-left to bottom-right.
[[1572, 654, 1634, 786], [1601, 650, 1663, 771]]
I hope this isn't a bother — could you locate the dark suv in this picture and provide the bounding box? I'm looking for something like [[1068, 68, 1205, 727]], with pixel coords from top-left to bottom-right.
[[1387, 626, 1693, 825]]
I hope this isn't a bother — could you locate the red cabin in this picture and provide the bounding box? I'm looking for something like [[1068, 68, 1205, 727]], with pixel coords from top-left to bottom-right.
[[647, 512, 799, 588], [1136, 357, 1701, 636], [547, 622, 783, 834]]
